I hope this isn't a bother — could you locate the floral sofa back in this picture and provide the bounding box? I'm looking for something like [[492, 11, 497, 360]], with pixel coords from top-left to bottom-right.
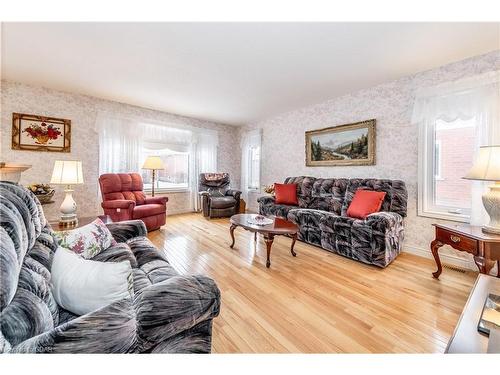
[[258, 177, 408, 268]]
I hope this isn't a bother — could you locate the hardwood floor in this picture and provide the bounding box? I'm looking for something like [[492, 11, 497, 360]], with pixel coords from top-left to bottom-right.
[[148, 212, 477, 353]]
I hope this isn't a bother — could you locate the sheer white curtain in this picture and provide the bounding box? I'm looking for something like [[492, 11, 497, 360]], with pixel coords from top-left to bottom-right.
[[240, 129, 262, 202], [97, 114, 219, 211], [97, 115, 143, 174], [412, 70, 500, 225], [190, 131, 218, 211]]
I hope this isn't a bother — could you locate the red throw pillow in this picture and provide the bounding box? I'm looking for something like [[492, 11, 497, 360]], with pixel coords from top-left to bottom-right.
[[346, 190, 387, 219], [274, 183, 299, 205]]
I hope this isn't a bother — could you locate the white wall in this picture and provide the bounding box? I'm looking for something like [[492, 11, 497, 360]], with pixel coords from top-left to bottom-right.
[[242, 50, 500, 269], [1, 80, 241, 220]]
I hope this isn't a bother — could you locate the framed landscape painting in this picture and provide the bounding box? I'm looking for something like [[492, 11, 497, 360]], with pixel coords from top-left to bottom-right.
[[12, 113, 71, 152], [305, 119, 376, 166]]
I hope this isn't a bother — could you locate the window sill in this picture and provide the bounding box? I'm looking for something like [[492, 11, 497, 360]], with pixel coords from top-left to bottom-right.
[[417, 209, 470, 223]]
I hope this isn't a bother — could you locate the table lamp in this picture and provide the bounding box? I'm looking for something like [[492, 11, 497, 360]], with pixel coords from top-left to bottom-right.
[[50, 160, 84, 227], [142, 156, 165, 197], [464, 145, 500, 234]]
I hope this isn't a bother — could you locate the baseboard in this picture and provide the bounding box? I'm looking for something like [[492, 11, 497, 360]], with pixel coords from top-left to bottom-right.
[[403, 243, 476, 270]]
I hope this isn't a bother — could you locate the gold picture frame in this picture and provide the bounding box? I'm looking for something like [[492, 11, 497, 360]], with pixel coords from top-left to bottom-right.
[[305, 119, 376, 166], [12, 113, 71, 152]]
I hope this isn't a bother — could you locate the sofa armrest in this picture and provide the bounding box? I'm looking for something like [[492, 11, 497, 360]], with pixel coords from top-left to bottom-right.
[[257, 195, 275, 205], [144, 196, 168, 205], [9, 298, 137, 353], [135, 275, 220, 349], [365, 211, 404, 229], [101, 199, 136, 210], [225, 189, 241, 200], [106, 220, 147, 242]]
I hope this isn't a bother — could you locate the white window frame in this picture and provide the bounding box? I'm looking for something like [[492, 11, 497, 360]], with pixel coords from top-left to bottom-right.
[[434, 140, 443, 180], [418, 119, 471, 223], [247, 145, 261, 192]]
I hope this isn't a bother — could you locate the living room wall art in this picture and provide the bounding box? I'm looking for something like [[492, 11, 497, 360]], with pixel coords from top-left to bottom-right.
[[12, 112, 71, 152], [305, 119, 376, 166]]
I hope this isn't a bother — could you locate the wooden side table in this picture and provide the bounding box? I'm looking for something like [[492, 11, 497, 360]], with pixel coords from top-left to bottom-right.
[[431, 223, 500, 278], [49, 215, 112, 232]]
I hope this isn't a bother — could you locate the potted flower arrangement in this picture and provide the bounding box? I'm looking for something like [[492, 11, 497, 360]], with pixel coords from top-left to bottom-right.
[[263, 184, 275, 196], [27, 183, 55, 204]]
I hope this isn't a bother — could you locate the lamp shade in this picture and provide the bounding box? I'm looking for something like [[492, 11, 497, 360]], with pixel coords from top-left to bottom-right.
[[463, 146, 500, 181], [142, 156, 165, 170], [50, 160, 84, 185]]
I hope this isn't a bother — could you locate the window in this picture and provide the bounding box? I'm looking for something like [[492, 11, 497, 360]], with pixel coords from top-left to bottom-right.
[[140, 145, 189, 192], [419, 117, 476, 221], [247, 146, 261, 190], [241, 129, 262, 199]]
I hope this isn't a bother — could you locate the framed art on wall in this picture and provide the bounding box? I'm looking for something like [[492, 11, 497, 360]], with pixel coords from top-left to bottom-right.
[[305, 119, 375, 166], [12, 113, 71, 152]]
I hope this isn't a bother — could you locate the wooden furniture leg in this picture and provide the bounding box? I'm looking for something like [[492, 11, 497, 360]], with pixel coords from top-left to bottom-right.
[[264, 233, 274, 268], [431, 239, 444, 278], [473, 255, 496, 275], [229, 224, 236, 248], [290, 233, 297, 257]]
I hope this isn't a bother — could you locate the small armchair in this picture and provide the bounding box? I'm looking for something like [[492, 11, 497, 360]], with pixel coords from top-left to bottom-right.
[[99, 173, 168, 231], [199, 173, 241, 218]]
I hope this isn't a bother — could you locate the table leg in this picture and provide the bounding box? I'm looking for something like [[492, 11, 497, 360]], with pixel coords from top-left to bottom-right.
[[431, 240, 444, 278], [229, 224, 236, 248], [264, 233, 274, 268], [290, 233, 297, 257], [473, 255, 496, 275]]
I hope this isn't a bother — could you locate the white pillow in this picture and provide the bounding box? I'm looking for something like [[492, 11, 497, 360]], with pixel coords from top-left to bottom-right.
[[51, 247, 133, 315], [54, 218, 116, 259]]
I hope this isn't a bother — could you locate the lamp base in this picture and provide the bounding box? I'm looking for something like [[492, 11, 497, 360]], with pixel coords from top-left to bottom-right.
[[482, 183, 500, 235], [58, 187, 78, 227]]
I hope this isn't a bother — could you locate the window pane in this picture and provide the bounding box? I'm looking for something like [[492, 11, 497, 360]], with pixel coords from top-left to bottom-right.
[[433, 118, 475, 210], [247, 146, 260, 189], [141, 148, 189, 191]]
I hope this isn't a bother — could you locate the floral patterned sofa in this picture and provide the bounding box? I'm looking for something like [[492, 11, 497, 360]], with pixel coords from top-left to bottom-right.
[[0, 181, 220, 353], [258, 177, 408, 268]]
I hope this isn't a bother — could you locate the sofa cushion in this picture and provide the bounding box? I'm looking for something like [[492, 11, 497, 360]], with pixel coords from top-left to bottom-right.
[[210, 196, 237, 209], [133, 204, 166, 219], [284, 176, 315, 208], [287, 209, 327, 246], [309, 178, 349, 214], [50, 247, 133, 315], [274, 183, 298, 205], [346, 190, 386, 219], [341, 178, 408, 218], [54, 218, 116, 259]]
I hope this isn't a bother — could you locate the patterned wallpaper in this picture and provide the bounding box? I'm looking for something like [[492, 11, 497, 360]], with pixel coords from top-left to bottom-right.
[[243, 50, 500, 266], [0, 80, 241, 221]]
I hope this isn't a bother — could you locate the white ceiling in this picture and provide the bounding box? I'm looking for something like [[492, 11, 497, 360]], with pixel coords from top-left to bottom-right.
[[1, 23, 498, 125]]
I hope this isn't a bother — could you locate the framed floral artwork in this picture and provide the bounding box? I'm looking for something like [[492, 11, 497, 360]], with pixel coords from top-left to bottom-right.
[[12, 113, 71, 152]]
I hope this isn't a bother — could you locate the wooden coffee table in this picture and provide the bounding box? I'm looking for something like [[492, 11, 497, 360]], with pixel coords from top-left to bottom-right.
[[229, 213, 299, 268]]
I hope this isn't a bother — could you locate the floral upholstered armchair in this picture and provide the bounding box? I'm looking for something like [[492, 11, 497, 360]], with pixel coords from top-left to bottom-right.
[[199, 173, 241, 218]]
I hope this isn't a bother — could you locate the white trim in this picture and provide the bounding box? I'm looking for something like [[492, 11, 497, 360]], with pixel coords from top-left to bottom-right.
[[402, 243, 476, 271]]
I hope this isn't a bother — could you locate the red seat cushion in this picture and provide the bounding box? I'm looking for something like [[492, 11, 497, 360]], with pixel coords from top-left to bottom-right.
[[133, 204, 166, 219], [347, 190, 387, 219], [274, 183, 298, 205]]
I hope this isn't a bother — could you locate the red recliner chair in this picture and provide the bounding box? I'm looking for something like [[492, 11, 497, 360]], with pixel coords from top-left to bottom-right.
[[99, 173, 168, 231]]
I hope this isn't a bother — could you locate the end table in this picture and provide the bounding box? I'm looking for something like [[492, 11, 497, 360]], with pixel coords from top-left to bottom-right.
[[431, 223, 500, 278]]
